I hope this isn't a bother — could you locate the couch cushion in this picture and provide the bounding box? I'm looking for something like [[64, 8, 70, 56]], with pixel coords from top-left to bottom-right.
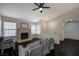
[[27, 41, 40, 48]]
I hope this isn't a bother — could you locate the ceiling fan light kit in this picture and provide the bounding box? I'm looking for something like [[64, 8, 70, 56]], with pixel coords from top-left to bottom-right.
[[33, 3, 50, 13], [39, 8, 43, 13], [39, 8, 43, 11]]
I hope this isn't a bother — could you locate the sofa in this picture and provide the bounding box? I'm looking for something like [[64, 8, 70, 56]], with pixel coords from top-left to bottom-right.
[[19, 37, 54, 56]]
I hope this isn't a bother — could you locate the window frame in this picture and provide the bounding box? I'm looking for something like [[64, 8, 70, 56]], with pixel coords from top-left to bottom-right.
[[3, 21, 16, 37], [31, 23, 41, 34]]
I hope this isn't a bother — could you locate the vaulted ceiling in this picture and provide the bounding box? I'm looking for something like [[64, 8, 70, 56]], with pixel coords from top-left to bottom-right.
[[0, 3, 79, 22]]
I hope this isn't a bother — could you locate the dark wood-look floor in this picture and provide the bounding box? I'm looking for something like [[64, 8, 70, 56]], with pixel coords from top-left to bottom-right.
[[54, 38, 79, 56], [46, 38, 79, 56], [0, 47, 16, 56]]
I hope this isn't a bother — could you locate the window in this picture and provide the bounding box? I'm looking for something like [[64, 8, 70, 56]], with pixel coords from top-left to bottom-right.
[[31, 24, 41, 34], [31, 24, 37, 34], [3, 22, 16, 37]]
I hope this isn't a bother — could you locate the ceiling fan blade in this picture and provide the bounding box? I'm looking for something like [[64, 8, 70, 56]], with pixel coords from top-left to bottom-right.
[[42, 7, 50, 9], [40, 3, 42, 6], [32, 8, 39, 11], [39, 3, 44, 7], [34, 3, 40, 7], [41, 3, 45, 6]]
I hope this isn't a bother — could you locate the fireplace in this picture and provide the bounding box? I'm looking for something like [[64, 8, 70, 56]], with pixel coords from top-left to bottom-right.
[[21, 33, 28, 40]]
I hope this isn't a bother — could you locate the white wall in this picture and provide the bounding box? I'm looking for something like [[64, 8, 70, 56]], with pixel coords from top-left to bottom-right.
[[39, 20, 63, 44], [39, 7, 79, 44], [64, 21, 79, 40], [48, 7, 79, 43], [47, 18, 65, 44]]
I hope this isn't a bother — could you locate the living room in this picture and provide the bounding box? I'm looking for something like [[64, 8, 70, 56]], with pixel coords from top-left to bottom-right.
[[0, 3, 79, 56]]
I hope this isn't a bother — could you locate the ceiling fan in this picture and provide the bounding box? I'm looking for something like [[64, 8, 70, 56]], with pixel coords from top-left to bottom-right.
[[33, 3, 50, 13]]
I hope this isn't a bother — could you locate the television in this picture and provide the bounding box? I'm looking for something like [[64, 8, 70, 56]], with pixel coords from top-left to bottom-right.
[[21, 33, 28, 40]]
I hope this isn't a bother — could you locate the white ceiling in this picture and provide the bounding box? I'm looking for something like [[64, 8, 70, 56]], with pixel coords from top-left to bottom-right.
[[0, 3, 79, 22]]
